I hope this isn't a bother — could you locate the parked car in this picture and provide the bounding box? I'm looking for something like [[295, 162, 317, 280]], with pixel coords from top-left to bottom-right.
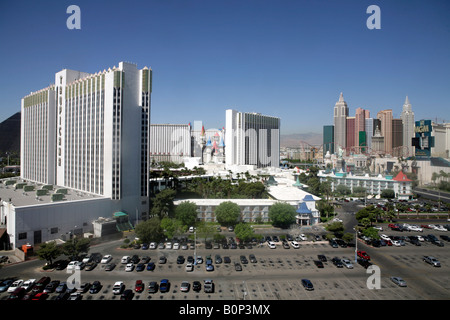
[[89, 281, 102, 294], [112, 281, 125, 294], [235, 263, 242, 271], [290, 241, 300, 249], [105, 263, 116, 271], [121, 256, 131, 264], [332, 257, 343, 268], [204, 279, 214, 293], [7, 280, 23, 293], [148, 281, 158, 294], [120, 289, 134, 300], [249, 254, 257, 263], [341, 258, 354, 269], [0, 279, 14, 293], [301, 279, 314, 291], [390, 276, 407, 287], [267, 241, 276, 249], [43, 280, 60, 293], [135, 280, 144, 293], [318, 254, 327, 262], [314, 260, 324, 268], [100, 255, 112, 264], [180, 281, 190, 292], [21, 279, 36, 292], [160, 279, 170, 293], [192, 281, 201, 292], [147, 262, 155, 271], [185, 263, 194, 272]]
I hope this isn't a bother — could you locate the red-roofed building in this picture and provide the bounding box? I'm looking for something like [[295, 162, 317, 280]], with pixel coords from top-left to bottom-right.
[[393, 171, 413, 200]]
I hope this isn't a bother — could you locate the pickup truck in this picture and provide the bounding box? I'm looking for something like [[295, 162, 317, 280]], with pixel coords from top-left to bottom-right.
[[357, 250, 370, 260], [423, 256, 441, 267]]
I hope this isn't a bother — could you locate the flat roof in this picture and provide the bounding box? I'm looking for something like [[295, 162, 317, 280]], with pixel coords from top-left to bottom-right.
[[0, 178, 106, 208]]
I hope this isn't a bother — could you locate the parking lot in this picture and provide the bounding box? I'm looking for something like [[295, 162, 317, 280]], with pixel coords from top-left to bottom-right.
[[1, 225, 449, 301]]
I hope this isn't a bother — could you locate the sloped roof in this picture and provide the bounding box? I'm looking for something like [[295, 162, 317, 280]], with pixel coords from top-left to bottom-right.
[[296, 202, 311, 214], [392, 171, 412, 182]]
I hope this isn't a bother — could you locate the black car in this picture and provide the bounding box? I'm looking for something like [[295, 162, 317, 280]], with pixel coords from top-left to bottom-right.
[[177, 256, 185, 264], [329, 240, 338, 248], [54, 291, 70, 300], [301, 279, 314, 291], [131, 255, 140, 264], [148, 281, 159, 294], [235, 263, 242, 271], [136, 263, 146, 271], [224, 256, 231, 264], [357, 258, 372, 269], [215, 255, 222, 264], [43, 280, 60, 293], [249, 254, 257, 263], [440, 235, 450, 242], [314, 260, 324, 268], [332, 257, 343, 268], [318, 255, 327, 262], [85, 262, 97, 271], [89, 281, 102, 294], [192, 281, 202, 292], [240, 255, 248, 264], [120, 289, 134, 300], [54, 260, 69, 270]]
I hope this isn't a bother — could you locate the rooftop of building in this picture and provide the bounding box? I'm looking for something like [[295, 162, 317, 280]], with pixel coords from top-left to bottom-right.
[[0, 177, 106, 208]]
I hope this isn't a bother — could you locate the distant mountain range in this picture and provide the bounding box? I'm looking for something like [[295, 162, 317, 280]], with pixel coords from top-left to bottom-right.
[[280, 132, 323, 147], [0, 112, 20, 155]]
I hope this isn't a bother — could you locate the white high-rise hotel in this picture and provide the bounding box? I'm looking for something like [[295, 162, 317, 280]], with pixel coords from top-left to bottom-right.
[[5, 62, 152, 247]]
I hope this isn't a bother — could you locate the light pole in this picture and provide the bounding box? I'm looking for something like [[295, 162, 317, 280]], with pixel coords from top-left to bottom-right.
[[353, 226, 358, 263], [194, 230, 197, 266]]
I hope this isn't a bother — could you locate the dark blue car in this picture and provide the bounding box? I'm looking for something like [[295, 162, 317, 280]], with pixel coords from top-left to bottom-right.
[[147, 262, 155, 271], [160, 279, 170, 293]]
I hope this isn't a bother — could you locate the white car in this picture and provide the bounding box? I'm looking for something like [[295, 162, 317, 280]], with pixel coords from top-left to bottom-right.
[[434, 225, 447, 231], [268, 241, 276, 249], [7, 280, 23, 293], [408, 225, 423, 232], [121, 256, 131, 264], [67, 261, 84, 270], [189, 226, 195, 233], [21, 279, 36, 291], [125, 263, 134, 272], [149, 242, 157, 249], [173, 243, 180, 250], [166, 242, 173, 249], [380, 234, 391, 241], [112, 281, 125, 294], [290, 241, 300, 249], [417, 235, 425, 241], [392, 240, 401, 247], [341, 259, 353, 269], [373, 226, 383, 231], [100, 255, 112, 264], [185, 263, 194, 272], [299, 234, 308, 241]]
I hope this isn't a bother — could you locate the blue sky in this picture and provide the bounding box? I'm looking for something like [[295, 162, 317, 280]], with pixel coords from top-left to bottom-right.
[[1, 0, 449, 134]]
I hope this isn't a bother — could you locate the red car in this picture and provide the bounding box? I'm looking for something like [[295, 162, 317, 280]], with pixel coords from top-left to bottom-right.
[[31, 292, 48, 300], [135, 280, 144, 293], [357, 250, 370, 260]]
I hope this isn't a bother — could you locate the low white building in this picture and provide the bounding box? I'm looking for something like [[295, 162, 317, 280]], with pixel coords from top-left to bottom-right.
[[173, 174, 321, 225], [0, 179, 115, 248], [318, 170, 413, 200]]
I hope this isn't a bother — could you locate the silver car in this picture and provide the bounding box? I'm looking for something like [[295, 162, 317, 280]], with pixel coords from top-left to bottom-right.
[[390, 276, 407, 287], [341, 258, 354, 269]]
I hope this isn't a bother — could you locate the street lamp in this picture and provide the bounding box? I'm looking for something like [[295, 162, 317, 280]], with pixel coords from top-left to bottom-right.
[[194, 230, 197, 266], [353, 226, 358, 263]]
